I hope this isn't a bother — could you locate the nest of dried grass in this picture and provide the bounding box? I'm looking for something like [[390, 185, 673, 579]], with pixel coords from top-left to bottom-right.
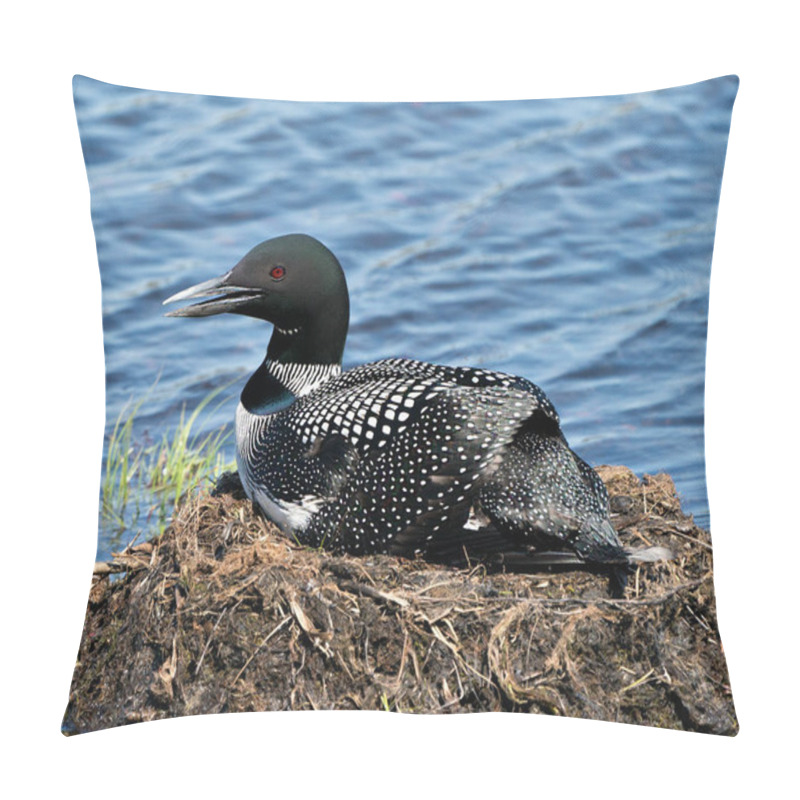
[[64, 466, 737, 735]]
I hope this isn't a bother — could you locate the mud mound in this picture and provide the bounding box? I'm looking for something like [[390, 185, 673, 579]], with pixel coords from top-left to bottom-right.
[[63, 466, 737, 735]]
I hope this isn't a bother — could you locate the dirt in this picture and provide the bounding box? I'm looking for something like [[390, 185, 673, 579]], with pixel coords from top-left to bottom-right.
[[63, 466, 737, 735]]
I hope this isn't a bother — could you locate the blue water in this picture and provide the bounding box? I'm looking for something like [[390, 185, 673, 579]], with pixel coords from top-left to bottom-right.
[[74, 75, 737, 561]]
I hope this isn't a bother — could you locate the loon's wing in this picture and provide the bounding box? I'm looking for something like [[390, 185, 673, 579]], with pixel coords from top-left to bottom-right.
[[476, 424, 627, 564], [295, 361, 560, 557]]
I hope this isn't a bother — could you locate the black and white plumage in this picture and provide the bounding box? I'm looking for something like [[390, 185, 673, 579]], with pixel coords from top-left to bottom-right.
[[165, 234, 668, 591]]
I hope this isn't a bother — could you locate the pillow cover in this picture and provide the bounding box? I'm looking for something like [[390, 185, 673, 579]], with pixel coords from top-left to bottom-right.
[[64, 75, 738, 735]]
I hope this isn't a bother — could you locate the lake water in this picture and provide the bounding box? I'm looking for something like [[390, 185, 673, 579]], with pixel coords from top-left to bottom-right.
[[73, 75, 737, 561]]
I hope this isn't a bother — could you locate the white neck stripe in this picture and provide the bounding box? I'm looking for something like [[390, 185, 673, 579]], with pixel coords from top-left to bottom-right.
[[265, 359, 341, 397]]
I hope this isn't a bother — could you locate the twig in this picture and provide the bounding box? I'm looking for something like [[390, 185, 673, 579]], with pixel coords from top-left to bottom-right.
[[194, 608, 228, 676], [231, 615, 292, 685], [476, 578, 708, 608], [93, 561, 128, 576], [93, 541, 156, 577], [620, 667, 655, 694], [665, 528, 713, 550], [338, 579, 409, 608]]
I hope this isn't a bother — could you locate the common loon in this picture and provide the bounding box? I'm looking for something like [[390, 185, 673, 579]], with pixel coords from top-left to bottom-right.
[[164, 234, 668, 591]]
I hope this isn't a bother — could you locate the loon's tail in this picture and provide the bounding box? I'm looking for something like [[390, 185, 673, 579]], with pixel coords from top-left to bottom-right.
[[485, 544, 674, 598], [487, 544, 673, 568], [624, 545, 675, 564]]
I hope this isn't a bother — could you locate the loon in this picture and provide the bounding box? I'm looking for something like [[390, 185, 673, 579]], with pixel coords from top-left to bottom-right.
[[164, 234, 668, 592]]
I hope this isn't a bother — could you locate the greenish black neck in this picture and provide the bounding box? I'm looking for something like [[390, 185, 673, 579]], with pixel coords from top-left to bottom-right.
[[265, 307, 348, 366]]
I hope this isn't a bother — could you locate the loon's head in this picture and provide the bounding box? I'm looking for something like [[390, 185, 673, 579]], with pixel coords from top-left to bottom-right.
[[164, 234, 350, 364]]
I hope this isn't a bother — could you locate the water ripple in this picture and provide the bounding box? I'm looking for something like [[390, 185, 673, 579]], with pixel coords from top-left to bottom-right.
[[74, 75, 737, 556]]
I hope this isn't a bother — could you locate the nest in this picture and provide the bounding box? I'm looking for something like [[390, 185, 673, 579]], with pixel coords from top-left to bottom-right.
[[63, 466, 737, 735]]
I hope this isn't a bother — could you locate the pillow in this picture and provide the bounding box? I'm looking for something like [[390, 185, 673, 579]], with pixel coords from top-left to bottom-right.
[[64, 75, 738, 735]]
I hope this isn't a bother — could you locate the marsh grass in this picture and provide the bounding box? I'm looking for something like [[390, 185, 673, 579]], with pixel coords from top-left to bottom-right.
[[101, 384, 236, 542]]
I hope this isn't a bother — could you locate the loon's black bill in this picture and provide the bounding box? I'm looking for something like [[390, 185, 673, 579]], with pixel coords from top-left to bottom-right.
[[163, 273, 263, 317]]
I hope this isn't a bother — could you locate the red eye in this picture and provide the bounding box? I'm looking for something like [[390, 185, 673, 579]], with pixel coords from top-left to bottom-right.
[[270, 266, 286, 280]]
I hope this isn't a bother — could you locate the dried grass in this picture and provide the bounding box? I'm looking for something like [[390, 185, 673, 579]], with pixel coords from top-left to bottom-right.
[[64, 466, 737, 735]]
